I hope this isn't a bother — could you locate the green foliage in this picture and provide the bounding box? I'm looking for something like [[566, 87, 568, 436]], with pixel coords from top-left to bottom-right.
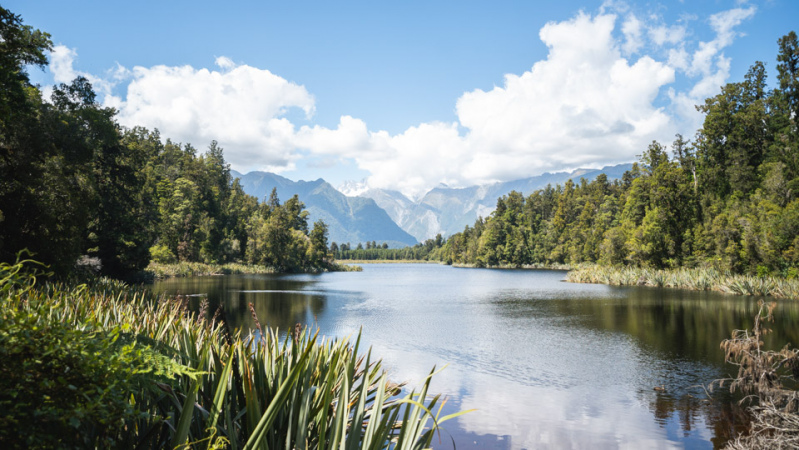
[[333, 234, 445, 261], [567, 264, 799, 299], [245, 194, 332, 272], [0, 7, 329, 277], [0, 259, 460, 449], [149, 244, 177, 264], [0, 260, 196, 449]]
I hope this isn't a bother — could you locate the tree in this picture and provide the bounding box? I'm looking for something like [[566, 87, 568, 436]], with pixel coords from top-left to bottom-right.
[[309, 220, 330, 268], [777, 31, 799, 120]]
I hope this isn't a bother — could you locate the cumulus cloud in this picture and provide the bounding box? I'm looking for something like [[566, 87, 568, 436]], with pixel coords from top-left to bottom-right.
[[49, 4, 758, 198], [298, 11, 679, 197], [667, 6, 755, 133], [47, 45, 116, 99], [108, 60, 315, 171], [621, 14, 644, 55], [340, 12, 675, 197]]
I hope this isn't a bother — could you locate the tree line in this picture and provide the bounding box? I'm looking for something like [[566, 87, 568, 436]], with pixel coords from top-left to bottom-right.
[[430, 32, 799, 276], [332, 234, 444, 260], [0, 7, 332, 277]]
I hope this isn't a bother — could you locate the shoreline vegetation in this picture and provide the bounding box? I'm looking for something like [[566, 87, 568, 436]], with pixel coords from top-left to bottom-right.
[[140, 260, 362, 281], [450, 262, 572, 271], [567, 265, 799, 300], [333, 257, 799, 300], [335, 259, 439, 264], [0, 258, 460, 448]]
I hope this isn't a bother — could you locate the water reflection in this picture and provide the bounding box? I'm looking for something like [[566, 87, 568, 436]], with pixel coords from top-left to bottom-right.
[[147, 265, 799, 449], [150, 274, 328, 332]]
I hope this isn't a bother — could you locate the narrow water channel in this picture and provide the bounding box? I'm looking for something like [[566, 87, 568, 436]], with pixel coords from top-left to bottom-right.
[[149, 264, 799, 449]]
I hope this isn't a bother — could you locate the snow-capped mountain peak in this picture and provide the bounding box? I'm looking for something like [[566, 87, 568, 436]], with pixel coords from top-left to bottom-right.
[[337, 179, 369, 197]]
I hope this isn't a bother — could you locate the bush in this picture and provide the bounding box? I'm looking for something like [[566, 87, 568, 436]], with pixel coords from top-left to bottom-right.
[[0, 308, 173, 449], [149, 244, 176, 264]]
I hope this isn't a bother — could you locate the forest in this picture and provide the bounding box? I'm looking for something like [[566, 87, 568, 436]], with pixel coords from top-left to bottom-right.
[[331, 234, 444, 261], [427, 32, 799, 277], [0, 7, 334, 277]]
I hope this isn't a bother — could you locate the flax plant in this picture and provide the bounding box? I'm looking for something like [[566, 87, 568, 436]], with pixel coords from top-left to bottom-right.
[[1, 258, 464, 449]]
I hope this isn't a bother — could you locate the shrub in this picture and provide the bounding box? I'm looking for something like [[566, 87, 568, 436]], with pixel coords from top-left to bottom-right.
[[149, 244, 176, 264], [0, 304, 189, 449]]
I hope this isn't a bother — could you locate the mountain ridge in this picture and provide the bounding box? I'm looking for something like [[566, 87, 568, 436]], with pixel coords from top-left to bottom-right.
[[353, 163, 633, 242], [231, 171, 417, 248]]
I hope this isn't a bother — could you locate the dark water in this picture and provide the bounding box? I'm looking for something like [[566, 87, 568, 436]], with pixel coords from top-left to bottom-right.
[[149, 264, 799, 449]]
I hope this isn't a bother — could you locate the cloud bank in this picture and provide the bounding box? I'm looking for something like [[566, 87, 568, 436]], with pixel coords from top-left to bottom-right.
[[48, 5, 755, 198]]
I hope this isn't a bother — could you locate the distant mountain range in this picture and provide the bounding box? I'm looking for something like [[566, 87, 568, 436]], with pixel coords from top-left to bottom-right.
[[231, 163, 632, 247], [231, 171, 418, 248], [353, 164, 633, 242]]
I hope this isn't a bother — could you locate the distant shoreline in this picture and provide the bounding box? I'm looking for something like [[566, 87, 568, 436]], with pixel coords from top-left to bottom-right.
[[138, 260, 361, 281], [335, 259, 440, 264]]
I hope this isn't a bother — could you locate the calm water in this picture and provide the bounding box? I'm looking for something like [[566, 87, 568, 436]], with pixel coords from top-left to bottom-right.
[[149, 264, 799, 449]]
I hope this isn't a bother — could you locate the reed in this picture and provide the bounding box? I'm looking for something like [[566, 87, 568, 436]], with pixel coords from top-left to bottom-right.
[[0, 258, 461, 449], [142, 260, 361, 280], [566, 265, 799, 300]]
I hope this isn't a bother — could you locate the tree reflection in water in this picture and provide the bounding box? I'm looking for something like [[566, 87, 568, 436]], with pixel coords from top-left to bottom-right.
[[150, 274, 326, 333]]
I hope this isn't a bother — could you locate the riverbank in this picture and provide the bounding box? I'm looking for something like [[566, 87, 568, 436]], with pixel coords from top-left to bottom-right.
[[335, 259, 439, 264], [450, 262, 573, 270], [140, 260, 361, 280], [366, 259, 799, 300], [567, 265, 799, 300]]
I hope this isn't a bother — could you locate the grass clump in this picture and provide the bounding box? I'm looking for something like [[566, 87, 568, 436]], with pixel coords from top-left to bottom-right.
[[142, 260, 362, 280], [0, 256, 460, 449], [566, 265, 799, 300]]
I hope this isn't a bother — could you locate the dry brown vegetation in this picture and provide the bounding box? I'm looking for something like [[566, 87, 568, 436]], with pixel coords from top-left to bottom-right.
[[711, 301, 799, 449]]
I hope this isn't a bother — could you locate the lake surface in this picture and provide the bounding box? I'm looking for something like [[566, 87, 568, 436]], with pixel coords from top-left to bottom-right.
[[149, 264, 799, 449]]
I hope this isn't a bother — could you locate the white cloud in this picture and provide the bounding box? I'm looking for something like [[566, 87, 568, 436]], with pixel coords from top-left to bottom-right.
[[294, 115, 374, 159], [688, 7, 755, 78], [291, 11, 677, 198], [621, 14, 644, 55], [49, 45, 80, 85], [110, 61, 315, 172], [369, 12, 675, 197], [214, 56, 236, 71], [663, 6, 754, 133], [649, 24, 686, 47], [48, 4, 758, 198], [47, 45, 116, 99]]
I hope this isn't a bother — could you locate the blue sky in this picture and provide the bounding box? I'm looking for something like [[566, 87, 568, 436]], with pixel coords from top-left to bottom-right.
[[10, 0, 799, 197]]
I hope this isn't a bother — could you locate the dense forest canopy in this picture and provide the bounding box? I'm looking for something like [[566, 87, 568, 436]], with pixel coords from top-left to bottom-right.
[[0, 7, 332, 276], [429, 31, 799, 276]]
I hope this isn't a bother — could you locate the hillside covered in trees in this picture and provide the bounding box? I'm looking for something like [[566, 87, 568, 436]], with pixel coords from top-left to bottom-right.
[[432, 32, 799, 276], [0, 7, 333, 277]]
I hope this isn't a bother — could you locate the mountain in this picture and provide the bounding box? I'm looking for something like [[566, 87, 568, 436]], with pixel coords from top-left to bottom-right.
[[231, 171, 417, 248], [358, 164, 633, 242], [337, 179, 369, 197]]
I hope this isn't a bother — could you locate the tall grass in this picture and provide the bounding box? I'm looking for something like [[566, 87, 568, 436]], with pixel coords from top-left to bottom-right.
[[142, 261, 361, 280], [1, 259, 460, 449], [566, 265, 799, 299]]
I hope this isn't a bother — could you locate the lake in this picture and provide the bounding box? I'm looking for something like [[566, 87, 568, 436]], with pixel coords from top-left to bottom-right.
[[148, 264, 799, 449]]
